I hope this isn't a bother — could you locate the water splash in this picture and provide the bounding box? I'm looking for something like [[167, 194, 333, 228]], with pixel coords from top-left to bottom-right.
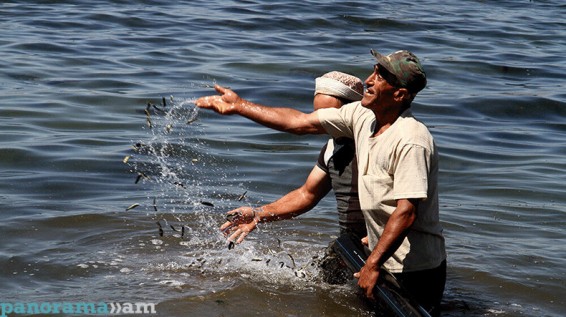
[[129, 96, 213, 215], [122, 96, 328, 289]]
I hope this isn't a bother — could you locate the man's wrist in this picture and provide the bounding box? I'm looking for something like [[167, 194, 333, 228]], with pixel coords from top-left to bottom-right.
[[251, 207, 263, 224], [367, 248, 385, 269]]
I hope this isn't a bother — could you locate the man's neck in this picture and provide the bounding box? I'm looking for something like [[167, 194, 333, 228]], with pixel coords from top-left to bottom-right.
[[371, 103, 410, 137]]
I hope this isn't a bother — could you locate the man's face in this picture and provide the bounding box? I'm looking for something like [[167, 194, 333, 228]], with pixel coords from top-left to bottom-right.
[[361, 64, 399, 110]]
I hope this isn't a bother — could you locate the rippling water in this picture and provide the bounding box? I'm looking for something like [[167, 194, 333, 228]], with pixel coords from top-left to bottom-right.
[[1, 1, 565, 316]]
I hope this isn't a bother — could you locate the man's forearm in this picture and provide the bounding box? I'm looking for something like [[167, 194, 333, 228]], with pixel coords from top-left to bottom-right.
[[255, 167, 331, 223], [257, 185, 327, 223], [235, 99, 326, 135], [365, 199, 417, 270], [196, 85, 327, 135]]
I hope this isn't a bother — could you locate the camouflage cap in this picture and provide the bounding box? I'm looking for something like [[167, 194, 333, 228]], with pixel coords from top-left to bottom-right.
[[370, 49, 427, 93]]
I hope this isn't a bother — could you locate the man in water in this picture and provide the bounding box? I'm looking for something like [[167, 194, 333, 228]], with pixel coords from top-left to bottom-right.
[[220, 71, 366, 284], [196, 49, 447, 316]]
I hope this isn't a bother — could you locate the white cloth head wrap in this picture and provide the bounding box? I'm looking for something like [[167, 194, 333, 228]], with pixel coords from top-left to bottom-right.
[[314, 71, 364, 101]]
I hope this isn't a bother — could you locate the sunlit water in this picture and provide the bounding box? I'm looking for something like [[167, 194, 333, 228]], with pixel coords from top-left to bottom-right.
[[0, 1, 565, 316]]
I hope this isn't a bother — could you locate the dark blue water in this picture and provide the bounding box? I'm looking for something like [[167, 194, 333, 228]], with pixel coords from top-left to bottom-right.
[[1, 1, 564, 316]]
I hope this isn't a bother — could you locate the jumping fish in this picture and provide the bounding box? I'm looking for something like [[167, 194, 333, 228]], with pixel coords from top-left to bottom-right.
[[287, 253, 296, 269], [156, 221, 164, 237], [135, 172, 149, 184], [186, 116, 197, 124], [126, 203, 140, 211], [152, 104, 166, 114], [132, 142, 144, 152], [144, 107, 153, 129], [225, 212, 241, 223], [201, 201, 214, 207]]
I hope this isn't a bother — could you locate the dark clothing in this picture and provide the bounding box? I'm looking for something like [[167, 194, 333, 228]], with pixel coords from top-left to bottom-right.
[[316, 137, 366, 237], [316, 137, 366, 285], [393, 260, 447, 317]]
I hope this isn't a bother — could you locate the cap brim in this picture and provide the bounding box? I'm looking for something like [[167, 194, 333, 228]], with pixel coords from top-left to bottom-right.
[[370, 49, 383, 60], [370, 49, 396, 78]]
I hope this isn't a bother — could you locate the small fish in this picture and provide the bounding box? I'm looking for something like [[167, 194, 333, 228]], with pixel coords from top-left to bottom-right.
[[225, 212, 241, 222], [237, 191, 247, 201], [162, 96, 167, 108], [201, 201, 214, 207], [220, 225, 231, 235], [152, 104, 166, 114], [131, 143, 153, 154], [181, 226, 185, 237], [135, 172, 148, 184], [126, 203, 140, 211], [156, 221, 164, 237], [132, 143, 143, 151], [227, 241, 235, 250], [265, 259, 271, 266], [173, 181, 185, 188], [186, 117, 197, 124], [252, 258, 262, 262], [287, 253, 296, 269], [170, 225, 178, 232], [123, 155, 131, 164], [144, 108, 153, 129], [153, 197, 157, 211]]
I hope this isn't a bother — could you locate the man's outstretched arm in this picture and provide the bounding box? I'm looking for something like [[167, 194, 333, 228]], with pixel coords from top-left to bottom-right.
[[196, 85, 326, 135], [220, 166, 332, 244]]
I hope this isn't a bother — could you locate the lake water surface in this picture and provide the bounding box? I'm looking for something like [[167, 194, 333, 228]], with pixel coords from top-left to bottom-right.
[[0, 1, 565, 316]]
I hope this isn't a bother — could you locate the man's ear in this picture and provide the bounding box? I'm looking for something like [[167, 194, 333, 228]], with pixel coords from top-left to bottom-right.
[[393, 88, 411, 103]]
